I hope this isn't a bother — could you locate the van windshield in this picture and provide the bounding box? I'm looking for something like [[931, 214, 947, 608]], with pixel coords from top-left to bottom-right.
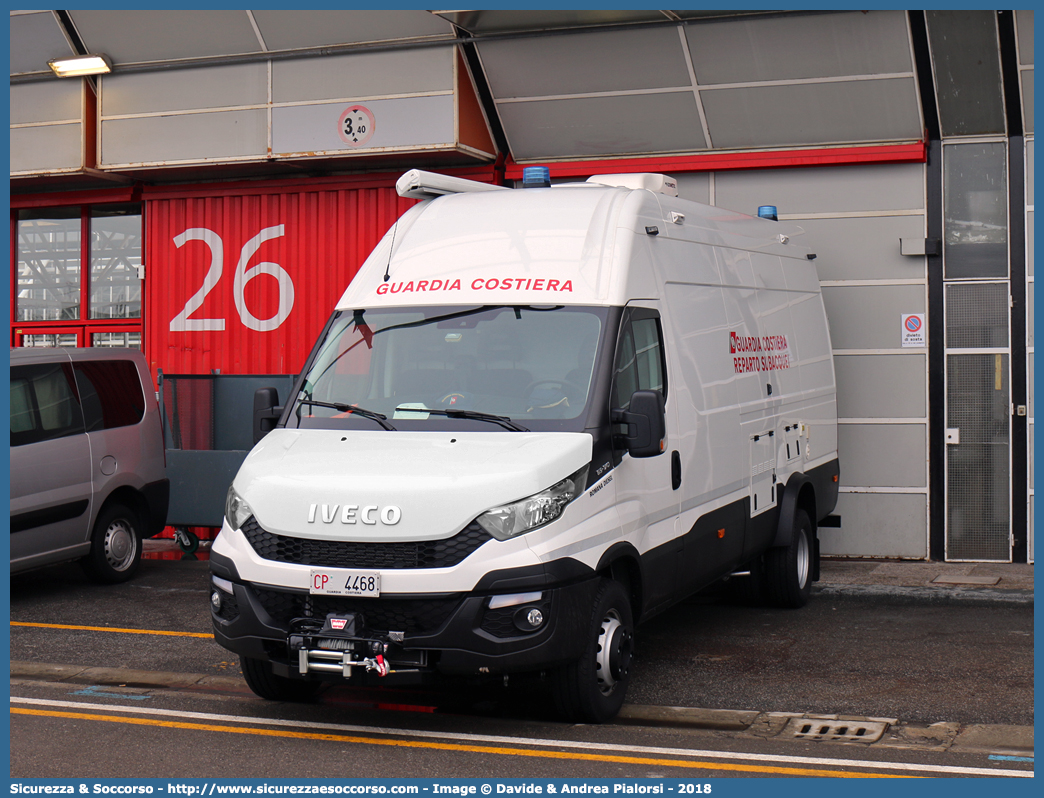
[[290, 305, 607, 432]]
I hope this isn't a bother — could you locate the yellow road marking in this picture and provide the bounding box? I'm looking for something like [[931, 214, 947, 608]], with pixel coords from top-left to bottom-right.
[[11, 707, 907, 778], [11, 621, 211, 639]]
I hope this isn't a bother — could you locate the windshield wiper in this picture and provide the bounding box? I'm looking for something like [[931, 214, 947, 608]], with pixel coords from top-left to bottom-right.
[[298, 399, 396, 431], [394, 406, 529, 432]]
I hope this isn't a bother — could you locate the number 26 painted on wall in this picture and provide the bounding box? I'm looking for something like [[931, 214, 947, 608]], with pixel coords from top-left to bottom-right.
[[169, 225, 296, 332]]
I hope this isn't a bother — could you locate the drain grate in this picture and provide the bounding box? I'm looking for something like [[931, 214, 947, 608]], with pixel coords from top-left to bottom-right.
[[783, 717, 888, 743]]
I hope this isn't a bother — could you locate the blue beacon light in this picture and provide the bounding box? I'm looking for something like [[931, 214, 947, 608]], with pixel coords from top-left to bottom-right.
[[522, 166, 551, 188], [757, 205, 778, 221]]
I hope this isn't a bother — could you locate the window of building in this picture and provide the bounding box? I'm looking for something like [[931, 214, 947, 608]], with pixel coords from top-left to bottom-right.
[[943, 142, 1009, 279], [12, 203, 143, 349]]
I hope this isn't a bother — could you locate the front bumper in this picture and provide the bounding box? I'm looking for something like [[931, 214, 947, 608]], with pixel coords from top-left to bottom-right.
[[209, 550, 598, 680]]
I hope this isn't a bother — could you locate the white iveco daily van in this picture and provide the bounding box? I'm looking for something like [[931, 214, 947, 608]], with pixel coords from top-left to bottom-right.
[[210, 169, 840, 722]]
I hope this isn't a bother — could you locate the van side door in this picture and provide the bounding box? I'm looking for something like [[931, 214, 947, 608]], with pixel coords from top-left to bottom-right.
[[609, 304, 679, 616], [10, 361, 93, 568], [73, 358, 150, 499]]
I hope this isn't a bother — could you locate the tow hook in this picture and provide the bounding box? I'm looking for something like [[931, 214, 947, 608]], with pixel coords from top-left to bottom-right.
[[357, 654, 390, 677], [295, 646, 392, 678]]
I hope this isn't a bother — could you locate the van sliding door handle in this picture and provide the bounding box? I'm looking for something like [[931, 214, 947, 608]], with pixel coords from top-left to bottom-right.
[[671, 451, 682, 490]]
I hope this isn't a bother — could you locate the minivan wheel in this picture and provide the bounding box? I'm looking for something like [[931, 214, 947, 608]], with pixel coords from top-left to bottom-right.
[[764, 509, 814, 608], [82, 503, 143, 584], [552, 578, 634, 723], [240, 656, 322, 702]]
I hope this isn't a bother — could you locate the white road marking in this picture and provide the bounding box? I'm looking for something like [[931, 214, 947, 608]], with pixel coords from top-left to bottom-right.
[[10, 696, 1032, 778]]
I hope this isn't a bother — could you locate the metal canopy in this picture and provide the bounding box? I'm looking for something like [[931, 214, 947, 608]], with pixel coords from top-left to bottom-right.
[[8, 9, 1034, 185], [9, 10, 457, 75], [77, 9, 453, 65], [10, 11, 76, 75], [474, 10, 923, 161], [433, 9, 772, 35]]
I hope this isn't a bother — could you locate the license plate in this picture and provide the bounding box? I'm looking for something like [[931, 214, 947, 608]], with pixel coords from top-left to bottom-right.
[[310, 569, 381, 597]]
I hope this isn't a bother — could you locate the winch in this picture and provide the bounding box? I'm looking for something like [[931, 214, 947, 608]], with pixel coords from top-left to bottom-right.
[[287, 613, 426, 678]]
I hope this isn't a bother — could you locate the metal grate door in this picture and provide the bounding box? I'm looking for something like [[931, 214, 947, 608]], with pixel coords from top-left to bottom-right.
[[944, 282, 1012, 560]]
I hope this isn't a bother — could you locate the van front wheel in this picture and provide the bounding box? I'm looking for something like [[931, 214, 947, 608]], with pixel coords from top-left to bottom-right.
[[764, 509, 814, 608], [552, 579, 634, 723], [240, 656, 322, 702], [82, 503, 143, 583]]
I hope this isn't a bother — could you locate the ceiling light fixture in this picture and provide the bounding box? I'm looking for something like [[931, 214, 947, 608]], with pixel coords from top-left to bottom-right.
[[48, 54, 112, 78]]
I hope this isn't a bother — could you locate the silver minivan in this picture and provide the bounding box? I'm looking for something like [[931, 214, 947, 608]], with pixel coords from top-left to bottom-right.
[[10, 347, 169, 582]]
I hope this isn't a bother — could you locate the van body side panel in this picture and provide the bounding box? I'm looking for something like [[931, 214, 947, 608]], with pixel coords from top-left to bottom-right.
[[141, 479, 171, 536], [808, 458, 841, 521], [790, 292, 840, 465], [85, 411, 169, 524], [10, 434, 93, 568], [663, 277, 762, 551], [677, 499, 748, 598], [9, 499, 90, 534], [634, 513, 682, 615], [655, 218, 836, 578]]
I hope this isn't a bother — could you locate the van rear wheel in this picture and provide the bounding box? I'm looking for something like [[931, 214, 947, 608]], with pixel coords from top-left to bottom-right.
[[240, 656, 322, 702], [82, 503, 143, 584], [551, 578, 634, 723], [764, 509, 814, 608]]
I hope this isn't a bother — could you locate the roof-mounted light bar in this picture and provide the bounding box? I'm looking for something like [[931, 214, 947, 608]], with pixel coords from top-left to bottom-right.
[[396, 169, 509, 200]]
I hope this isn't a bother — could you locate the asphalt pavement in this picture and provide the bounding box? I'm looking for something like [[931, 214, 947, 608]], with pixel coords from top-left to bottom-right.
[[625, 554, 1034, 758], [11, 539, 1035, 759], [816, 556, 1034, 600]]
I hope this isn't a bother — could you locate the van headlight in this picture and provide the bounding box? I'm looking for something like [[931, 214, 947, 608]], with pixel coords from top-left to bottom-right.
[[225, 486, 253, 531], [477, 465, 589, 541]]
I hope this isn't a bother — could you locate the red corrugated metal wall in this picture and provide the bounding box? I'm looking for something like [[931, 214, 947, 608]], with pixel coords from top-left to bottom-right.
[[145, 180, 416, 376]]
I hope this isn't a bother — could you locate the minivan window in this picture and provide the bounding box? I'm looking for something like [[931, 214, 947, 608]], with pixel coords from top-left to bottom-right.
[[74, 360, 146, 431], [10, 363, 85, 446]]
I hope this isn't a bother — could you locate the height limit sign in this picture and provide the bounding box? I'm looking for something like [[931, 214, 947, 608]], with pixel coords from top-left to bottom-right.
[[338, 105, 375, 148], [901, 313, 926, 347]]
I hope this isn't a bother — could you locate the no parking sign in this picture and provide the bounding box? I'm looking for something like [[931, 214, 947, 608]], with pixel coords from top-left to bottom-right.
[[902, 313, 926, 347]]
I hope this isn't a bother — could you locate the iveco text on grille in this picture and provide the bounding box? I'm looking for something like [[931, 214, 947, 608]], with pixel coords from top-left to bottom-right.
[[307, 504, 401, 525]]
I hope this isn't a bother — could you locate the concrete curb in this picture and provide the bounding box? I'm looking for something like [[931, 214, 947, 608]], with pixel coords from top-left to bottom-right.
[[10, 661, 247, 692], [617, 704, 758, 730], [11, 661, 1034, 756], [813, 583, 1034, 605], [951, 724, 1036, 757]]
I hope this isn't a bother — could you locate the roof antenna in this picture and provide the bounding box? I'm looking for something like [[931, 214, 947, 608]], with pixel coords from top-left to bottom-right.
[[383, 219, 398, 283]]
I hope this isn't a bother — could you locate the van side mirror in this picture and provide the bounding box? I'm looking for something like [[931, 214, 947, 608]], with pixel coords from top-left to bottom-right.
[[611, 390, 666, 458], [253, 388, 283, 444]]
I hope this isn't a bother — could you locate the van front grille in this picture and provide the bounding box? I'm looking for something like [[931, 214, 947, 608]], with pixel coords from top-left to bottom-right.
[[241, 517, 490, 569]]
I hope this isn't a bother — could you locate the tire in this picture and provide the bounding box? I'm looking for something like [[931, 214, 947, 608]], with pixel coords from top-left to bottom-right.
[[240, 656, 322, 702], [82, 503, 143, 584], [764, 509, 815, 608], [552, 579, 634, 723]]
